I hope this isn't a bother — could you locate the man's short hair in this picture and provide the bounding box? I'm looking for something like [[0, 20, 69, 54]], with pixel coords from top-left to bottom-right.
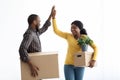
[[28, 14, 38, 25]]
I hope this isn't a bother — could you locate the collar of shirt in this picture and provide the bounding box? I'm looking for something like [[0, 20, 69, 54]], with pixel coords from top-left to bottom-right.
[[28, 26, 37, 32]]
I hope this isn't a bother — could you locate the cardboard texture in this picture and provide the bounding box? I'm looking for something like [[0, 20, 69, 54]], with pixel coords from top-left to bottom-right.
[[74, 52, 93, 67], [21, 52, 59, 80]]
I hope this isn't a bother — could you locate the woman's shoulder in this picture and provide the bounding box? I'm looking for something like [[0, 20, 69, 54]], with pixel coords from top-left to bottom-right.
[[80, 34, 94, 44], [80, 34, 89, 39]]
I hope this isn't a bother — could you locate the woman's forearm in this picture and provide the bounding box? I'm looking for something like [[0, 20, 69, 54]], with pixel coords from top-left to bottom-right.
[[52, 19, 68, 39], [91, 43, 98, 60]]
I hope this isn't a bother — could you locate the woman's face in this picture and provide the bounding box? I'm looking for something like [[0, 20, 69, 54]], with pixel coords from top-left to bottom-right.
[[71, 24, 80, 36]]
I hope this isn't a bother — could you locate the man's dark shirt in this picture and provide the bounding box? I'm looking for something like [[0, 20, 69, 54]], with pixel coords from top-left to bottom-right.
[[19, 20, 51, 62]]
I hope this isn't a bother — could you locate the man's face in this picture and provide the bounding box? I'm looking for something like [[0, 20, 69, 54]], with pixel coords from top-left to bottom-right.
[[34, 16, 41, 29]]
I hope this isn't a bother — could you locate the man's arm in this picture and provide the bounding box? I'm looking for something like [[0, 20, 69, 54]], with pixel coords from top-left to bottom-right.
[[19, 32, 39, 77], [38, 6, 55, 35], [38, 20, 51, 35], [19, 32, 33, 62]]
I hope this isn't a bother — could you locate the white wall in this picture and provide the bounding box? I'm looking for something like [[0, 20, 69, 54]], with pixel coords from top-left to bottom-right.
[[0, 0, 119, 80], [103, 0, 120, 80]]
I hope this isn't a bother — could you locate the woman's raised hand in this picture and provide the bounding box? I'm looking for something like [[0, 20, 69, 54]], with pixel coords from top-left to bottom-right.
[[52, 6, 56, 19]]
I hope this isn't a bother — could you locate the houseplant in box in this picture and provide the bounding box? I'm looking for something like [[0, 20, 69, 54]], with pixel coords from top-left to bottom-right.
[[77, 35, 91, 52]]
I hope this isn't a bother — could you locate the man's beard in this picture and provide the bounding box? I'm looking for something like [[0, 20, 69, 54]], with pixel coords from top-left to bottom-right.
[[35, 25, 40, 31]]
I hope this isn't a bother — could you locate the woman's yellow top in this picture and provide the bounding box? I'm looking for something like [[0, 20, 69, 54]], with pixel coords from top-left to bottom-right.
[[52, 19, 98, 65]]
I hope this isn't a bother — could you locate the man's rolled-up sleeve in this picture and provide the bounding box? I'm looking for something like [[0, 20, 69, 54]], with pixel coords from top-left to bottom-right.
[[19, 32, 33, 62]]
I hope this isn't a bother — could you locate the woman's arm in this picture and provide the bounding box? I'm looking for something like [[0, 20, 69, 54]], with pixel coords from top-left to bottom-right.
[[52, 7, 68, 39], [52, 18, 68, 39], [89, 42, 98, 60], [88, 39, 98, 68]]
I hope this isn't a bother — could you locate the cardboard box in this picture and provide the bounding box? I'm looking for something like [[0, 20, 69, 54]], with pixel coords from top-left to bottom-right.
[[21, 52, 59, 80], [74, 52, 93, 67]]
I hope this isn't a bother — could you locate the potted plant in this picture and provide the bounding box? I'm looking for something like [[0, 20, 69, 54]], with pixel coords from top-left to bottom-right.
[[77, 37, 90, 52]]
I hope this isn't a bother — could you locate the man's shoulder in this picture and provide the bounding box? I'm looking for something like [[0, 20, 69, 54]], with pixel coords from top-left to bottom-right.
[[23, 28, 34, 37]]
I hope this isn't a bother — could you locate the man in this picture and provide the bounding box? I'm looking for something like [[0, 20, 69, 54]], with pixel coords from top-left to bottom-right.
[[19, 6, 54, 77]]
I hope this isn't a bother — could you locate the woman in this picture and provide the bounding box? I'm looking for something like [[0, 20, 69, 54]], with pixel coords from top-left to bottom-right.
[[52, 8, 98, 80]]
